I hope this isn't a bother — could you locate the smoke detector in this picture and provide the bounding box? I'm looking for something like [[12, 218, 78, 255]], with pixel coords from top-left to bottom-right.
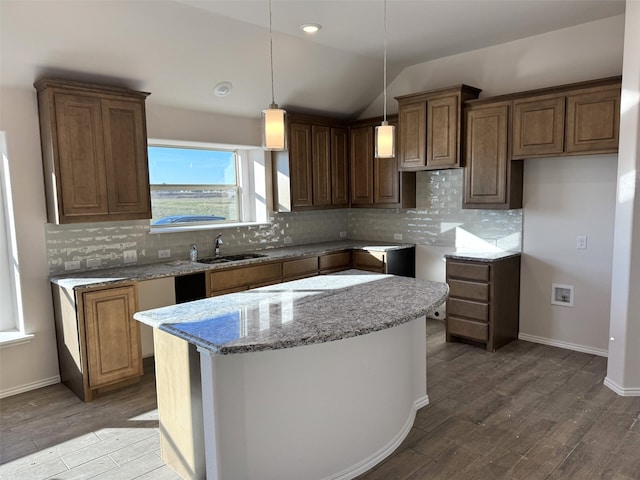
[[213, 81, 233, 97]]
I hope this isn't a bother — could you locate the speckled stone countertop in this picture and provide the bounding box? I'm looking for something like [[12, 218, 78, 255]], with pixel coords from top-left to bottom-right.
[[133, 269, 448, 355], [445, 251, 521, 262], [50, 240, 414, 290]]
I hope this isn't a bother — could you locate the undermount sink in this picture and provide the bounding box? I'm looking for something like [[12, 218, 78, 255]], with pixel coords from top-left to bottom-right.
[[198, 253, 268, 264]]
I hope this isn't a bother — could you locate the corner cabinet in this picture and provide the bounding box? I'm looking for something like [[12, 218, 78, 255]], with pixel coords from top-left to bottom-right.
[[463, 100, 523, 209], [273, 115, 349, 212], [35, 79, 152, 224], [396, 85, 481, 170], [51, 281, 143, 402], [350, 117, 416, 209]]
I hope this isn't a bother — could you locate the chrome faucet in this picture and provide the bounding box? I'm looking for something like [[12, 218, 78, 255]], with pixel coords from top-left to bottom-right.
[[214, 234, 223, 257]]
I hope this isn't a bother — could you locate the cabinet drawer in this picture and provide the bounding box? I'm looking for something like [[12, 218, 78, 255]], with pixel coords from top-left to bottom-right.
[[447, 262, 490, 282], [208, 263, 282, 292], [448, 279, 489, 302], [282, 256, 318, 280], [352, 250, 385, 272], [447, 298, 489, 322], [447, 316, 489, 342], [319, 251, 351, 272]]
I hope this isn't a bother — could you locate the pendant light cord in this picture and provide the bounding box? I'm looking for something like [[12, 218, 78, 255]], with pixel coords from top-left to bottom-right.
[[383, 0, 388, 123], [269, 0, 276, 106]]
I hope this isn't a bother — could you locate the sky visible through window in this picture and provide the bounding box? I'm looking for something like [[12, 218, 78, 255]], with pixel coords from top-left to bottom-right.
[[148, 146, 236, 185]]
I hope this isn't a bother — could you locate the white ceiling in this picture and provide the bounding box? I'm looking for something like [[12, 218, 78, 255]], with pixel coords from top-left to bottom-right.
[[0, 0, 625, 120]]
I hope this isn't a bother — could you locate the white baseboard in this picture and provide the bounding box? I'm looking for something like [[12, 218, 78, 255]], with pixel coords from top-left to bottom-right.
[[0, 375, 60, 399], [518, 333, 608, 357], [328, 395, 430, 480], [604, 377, 640, 396]]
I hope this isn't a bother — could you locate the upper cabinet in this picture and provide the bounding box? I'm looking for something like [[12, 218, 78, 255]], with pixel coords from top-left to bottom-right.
[[273, 115, 349, 212], [350, 117, 416, 209], [511, 77, 621, 159], [396, 85, 482, 171], [35, 79, 152, 224], [463, 101, 523, 210]]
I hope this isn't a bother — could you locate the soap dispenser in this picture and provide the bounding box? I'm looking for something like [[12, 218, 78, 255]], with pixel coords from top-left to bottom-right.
[[190, 244, 198, 262]]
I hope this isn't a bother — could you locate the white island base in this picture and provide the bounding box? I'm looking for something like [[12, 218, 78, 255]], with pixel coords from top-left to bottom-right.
[[196, 316, 427, 480]]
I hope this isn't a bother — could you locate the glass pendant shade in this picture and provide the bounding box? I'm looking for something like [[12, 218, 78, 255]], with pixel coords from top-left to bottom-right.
[[262, 104, 287, 151], [375, 121, 395, 158]]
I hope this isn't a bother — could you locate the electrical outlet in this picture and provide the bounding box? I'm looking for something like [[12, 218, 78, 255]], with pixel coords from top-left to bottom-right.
[[576, 235, 588, 250], [394, 233, 403, 241], [87, 258, 101, 268], [339, 231, 347, 238], [158, 249, 171, 259], [123, 250, 137, 264], [64, 260, 80, 271], [284, 237, 293, 245]]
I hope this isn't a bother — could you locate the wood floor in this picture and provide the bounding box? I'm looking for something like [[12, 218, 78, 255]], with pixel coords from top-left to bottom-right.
[[1, 319, 639, 480]]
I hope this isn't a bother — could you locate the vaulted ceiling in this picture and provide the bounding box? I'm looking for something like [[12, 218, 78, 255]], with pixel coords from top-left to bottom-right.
[[0, 0, 625, 120]]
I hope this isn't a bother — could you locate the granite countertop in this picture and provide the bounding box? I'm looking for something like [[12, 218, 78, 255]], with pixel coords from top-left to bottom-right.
[[133, 269, 448, 355], [50, 240, 414, 290], [444, 251, 521, 262]]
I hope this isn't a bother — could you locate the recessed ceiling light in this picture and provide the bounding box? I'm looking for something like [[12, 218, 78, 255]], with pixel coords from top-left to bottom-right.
[[300, 23, 321, 34], [213, 81, 233, 97]]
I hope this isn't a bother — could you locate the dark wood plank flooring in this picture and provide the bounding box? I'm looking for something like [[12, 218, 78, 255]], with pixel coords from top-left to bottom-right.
[[1, 320, 639, 479]]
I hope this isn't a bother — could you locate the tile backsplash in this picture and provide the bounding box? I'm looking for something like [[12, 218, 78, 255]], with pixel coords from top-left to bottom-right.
[[45, 169, 521, 275]]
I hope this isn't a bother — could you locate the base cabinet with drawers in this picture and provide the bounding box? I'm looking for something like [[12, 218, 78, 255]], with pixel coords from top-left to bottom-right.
[[445, 254, 521, 352]]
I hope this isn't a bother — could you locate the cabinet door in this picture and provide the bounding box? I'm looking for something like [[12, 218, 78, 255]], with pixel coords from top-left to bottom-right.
[[83, 286, 141, 389], [398, 102, 426, 168], [566, 86, 620, 153], [374, 155, 399, 205], [312, 125, 332, 206], [54, 93, 109, 219], [350, 126, 374, 205], [288, 123, 314, 208], [512, 96, 565, 158], [331, 127, 349, 206], [427, 95, 459, 168], [102, 99, 152, 218], [464, 103, 509, 206]]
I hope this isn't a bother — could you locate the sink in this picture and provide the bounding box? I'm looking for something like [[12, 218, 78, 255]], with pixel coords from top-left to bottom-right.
[[198, 253, 268, 264]]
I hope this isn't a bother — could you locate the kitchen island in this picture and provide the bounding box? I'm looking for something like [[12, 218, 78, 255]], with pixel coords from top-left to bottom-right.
[[134, 270, 448, 480]]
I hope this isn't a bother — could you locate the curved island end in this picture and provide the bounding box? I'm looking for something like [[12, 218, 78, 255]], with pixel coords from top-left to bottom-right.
[[134, 270, 448, 480]]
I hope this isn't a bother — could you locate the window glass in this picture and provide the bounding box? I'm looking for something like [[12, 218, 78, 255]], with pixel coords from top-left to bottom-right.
[[148, 146, 239, 225]]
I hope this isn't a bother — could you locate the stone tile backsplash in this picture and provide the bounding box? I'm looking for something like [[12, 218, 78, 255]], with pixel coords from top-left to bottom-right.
[[45, 169, 521, 275]]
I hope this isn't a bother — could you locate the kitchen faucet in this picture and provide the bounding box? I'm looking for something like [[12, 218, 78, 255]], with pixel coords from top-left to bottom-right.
[[214, 233, 223, 257]]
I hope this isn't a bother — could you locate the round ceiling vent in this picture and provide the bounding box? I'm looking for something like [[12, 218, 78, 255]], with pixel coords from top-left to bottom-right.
[[213, 81, 233, 97]]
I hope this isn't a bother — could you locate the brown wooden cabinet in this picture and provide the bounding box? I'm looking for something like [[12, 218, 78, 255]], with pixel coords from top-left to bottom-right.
[[463, 100, 523, 209], [445, 255, 521, 352], [206, 262, 283, 297], [273, 115, 349, 212], [396, 85, 481, 171], [35, 79, 151, 224], [51, 282, 142, 401], [351, 247, 415, 277], [511, 77, 621, 159], [350, 117, 416, 209], [319, 251, 351, 274]]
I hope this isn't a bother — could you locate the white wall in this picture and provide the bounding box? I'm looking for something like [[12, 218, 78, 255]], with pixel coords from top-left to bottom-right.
[[520, 156, 617, 354], [606, 1, 640, 395], [361, 14, 625, 353]]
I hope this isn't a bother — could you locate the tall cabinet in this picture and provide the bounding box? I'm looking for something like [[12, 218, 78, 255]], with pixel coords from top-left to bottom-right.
[[35, 79, 152, 224]]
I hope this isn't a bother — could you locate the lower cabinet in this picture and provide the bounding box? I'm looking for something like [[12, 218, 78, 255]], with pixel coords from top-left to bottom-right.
[[445, 255, 521, 352], [351, 247, 416, 277], [206, 262, 283, 297], [52, 282, 143, 401]]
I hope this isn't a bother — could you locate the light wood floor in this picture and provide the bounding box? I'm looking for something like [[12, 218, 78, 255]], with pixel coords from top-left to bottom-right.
[[1, 320, 639, 480]]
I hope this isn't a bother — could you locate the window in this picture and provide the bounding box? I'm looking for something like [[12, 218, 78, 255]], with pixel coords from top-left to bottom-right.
[[148, 140, 269, 231], [0, 132, 30, 346]]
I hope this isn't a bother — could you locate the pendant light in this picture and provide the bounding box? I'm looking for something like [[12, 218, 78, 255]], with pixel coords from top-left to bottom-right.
[[375, 0, 395, 158], [262, 0, 287, 151]]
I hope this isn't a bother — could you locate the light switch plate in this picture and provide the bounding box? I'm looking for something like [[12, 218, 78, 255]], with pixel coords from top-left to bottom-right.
[[394, 233, 403, 240]]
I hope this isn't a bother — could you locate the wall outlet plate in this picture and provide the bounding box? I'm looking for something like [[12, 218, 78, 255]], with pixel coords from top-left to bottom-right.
[[87, 258, 101, 268], [158, 249, 171, 259], [284, 237, 293, 245], [123, 250, 137, 264], [64, 260, 80, 271], [394, 233, 403, 240], [339, 231, 347, 238], [576, 235, 587, 249]]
